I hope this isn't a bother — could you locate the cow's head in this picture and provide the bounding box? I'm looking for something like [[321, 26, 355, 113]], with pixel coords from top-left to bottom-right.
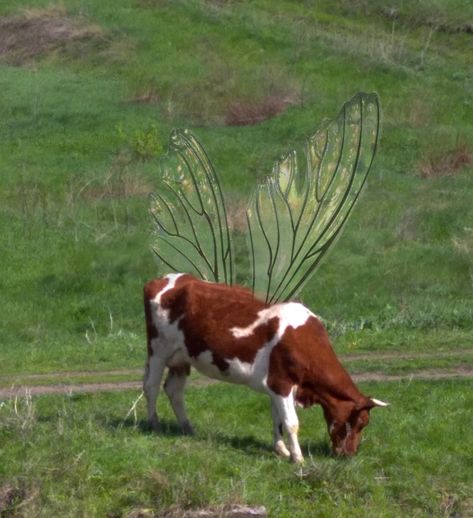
[[326, 398, 388, 456]]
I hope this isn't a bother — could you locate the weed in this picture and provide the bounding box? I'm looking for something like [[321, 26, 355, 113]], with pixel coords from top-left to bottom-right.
[[0, 391, 36, 439], [80, 153, 154, 200]]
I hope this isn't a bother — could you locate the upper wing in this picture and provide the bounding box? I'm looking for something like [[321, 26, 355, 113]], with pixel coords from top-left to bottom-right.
[[150, 129, 234, 285], [246, 92, 380, 303]]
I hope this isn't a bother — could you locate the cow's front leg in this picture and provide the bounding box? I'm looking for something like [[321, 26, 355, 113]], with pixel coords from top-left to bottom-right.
[[271, 392, 304, 463], [164, 365, 195, 435], [143, 354, 166, 431], [271, 399, 290, 459]]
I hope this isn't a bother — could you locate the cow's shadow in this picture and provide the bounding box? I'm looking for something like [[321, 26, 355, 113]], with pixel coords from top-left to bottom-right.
[[202, 430, 331, 459], [109, 417, 185, 437], [113, 418, 331, 458]]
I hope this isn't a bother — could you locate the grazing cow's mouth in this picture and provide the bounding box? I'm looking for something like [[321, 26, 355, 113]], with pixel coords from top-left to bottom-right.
[[332, 435, 362, 457], [333, 446, 356, 457]]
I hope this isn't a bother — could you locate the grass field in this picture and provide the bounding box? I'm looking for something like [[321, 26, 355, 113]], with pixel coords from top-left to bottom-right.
[[0, 0, 472, 515], [1, 380, 472, 517]]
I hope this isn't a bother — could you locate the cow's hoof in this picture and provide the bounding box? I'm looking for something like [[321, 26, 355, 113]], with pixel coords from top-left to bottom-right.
[[290, 453, 305, 464], [274, 440, 291, 459], [148, 416, 160, 433], [181, 421, 195, 436]]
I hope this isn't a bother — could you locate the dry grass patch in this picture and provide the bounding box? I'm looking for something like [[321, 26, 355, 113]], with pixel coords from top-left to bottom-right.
[[225, 197, 248, 233], [78, 155, 154, 201], [0, 483, 24, 514], [0, 5, 104, 65], [129, 87, 161, 105], [419, 142, 473, 179], [134, 0, 173, 8], [161, 505, 267, 518], [0, 481, 40, 515], [225, 94, 294, 126], [388, 97, 433, 128], [155, 58, 300, 126]]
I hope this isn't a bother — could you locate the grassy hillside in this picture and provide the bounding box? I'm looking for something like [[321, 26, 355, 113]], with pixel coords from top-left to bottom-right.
[[1, 1, 472, 516], [1, 0, 472, 375]]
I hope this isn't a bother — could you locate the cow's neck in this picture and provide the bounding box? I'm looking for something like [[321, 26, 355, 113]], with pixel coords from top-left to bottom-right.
[[318, 386, 362, 426], [307, 356, 366, 423]]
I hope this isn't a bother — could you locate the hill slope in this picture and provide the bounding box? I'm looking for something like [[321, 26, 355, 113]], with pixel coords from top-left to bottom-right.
[[0, 0, 472, 374]]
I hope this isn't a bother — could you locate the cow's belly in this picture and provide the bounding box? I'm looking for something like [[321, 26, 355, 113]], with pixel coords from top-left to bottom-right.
[[190, 348, 271, 393]]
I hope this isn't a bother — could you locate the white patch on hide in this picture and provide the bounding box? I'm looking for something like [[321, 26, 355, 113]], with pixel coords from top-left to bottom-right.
[[190, 332, 280, 392], [223, 303, 315, 393], [192, 350, 226, 380], [230, 302, 314, 338], [149, 273, 187, 359]]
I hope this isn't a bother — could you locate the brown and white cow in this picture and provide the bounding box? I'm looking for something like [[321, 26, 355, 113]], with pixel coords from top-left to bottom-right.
[[143, 273, 387, 463]]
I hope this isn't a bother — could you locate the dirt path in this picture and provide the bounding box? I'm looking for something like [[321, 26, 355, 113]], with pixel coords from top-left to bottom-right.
[[342, 348, 473, 362], [0, 368, 142, 382], [352, 366, 473, 382], [0, 366, 472, 399], [0, 376, 217, 399], [1, 348, 472, 386]]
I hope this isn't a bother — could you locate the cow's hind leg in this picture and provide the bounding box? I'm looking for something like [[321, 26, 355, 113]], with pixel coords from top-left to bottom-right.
[[271, 393, 304, 463], [143, 354, 166, 431], [164, 365, 195, 435], [271, 399, 290, 459]]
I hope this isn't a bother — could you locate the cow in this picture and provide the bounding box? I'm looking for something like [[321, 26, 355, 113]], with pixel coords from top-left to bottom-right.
[[143, 273, 388, 463]]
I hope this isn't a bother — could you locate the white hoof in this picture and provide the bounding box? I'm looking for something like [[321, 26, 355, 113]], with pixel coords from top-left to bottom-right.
[[274, 440, 291, 459], [290, 452, 304, 464]]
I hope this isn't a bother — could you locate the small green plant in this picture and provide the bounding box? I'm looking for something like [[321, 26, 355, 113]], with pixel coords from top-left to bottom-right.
[[117, 122, 163, 161]]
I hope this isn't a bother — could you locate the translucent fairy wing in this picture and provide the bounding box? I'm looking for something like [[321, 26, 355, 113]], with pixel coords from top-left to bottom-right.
[[247, 92, 380, 303], [150, 129, 234, 284]]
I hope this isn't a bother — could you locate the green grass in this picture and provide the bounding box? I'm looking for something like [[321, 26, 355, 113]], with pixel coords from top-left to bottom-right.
[[346, 355, 473, 376], [1, 380, 472, 517], [0, 1, 472, 515]]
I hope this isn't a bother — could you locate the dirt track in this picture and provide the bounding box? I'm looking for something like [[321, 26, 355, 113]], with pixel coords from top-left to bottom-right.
[[1, 358, 472, 399]]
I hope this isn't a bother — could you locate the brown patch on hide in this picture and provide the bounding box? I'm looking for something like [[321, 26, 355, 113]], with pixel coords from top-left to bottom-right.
[[268, 316, 365, 406], [159, 278, 278, 371], [143, 274, 194, 356]]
